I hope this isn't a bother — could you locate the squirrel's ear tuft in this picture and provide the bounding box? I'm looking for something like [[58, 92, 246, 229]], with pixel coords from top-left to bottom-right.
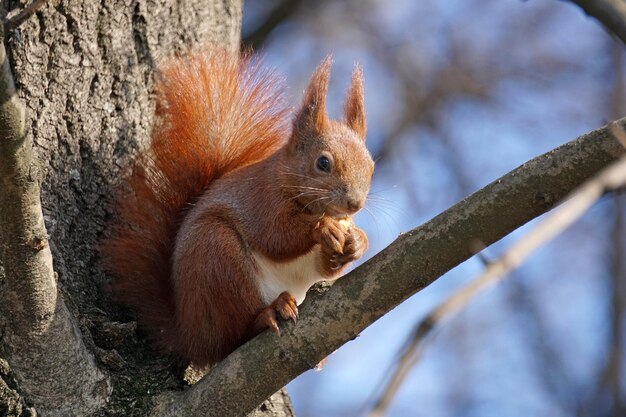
[[344, 64, 366, 141], [294, 56, 332, 134]]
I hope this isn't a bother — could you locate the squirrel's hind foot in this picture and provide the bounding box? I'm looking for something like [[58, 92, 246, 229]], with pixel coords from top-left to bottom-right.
[[251, 291, 298, 336]]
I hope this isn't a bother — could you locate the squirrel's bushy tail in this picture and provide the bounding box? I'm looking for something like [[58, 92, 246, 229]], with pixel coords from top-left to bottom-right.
[[101, 49, 290, 353]]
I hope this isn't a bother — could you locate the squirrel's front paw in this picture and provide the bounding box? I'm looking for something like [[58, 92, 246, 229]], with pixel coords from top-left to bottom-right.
[[331, 226, 368, 268], [313, 217, 367, 271], [312, 216, 348, 255]]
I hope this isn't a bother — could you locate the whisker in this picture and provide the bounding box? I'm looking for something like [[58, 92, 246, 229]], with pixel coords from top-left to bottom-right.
[[302, 196, 331, 212], [365, 201, 403, 231], [368, 185, 399, 195], [279, 165, 329, 186], [281, 173, 329, 187], [322, 197, 338, 215], [362, 205, 381, 237], [286, 191, 321, 202], [366, 196, 408, 217], [280, 185, 329, 192]]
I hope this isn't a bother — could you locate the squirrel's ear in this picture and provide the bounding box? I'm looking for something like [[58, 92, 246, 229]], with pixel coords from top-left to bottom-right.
[[344, 64, 366, 141], [294, 56, 332, 134]]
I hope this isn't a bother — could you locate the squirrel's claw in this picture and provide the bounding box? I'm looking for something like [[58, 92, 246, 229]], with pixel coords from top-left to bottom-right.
[[313, 217, 346, 255], [274, 291, 299, 323], [280, 304, 298, 323], [252, 307, 281, 336], [327, 226, 369, 270], [334, 227, 368, 265], [330, 254, 343, 270], [252, 291, 298, 337], [268, 316, 281, 335]]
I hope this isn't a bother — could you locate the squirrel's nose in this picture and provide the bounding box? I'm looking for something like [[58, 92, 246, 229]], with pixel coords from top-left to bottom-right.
[[346, 197, 363, 213]]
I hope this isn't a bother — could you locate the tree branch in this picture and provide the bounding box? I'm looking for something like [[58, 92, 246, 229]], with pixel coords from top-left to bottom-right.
[[0, 29, 109, 415], [367, 122, 626, 417], [567, 0, 626, 45], [159, 118, 626, 416], [4, 0, 47, 31]]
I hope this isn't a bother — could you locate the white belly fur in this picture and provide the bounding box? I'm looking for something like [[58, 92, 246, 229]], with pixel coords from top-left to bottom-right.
[[253, 246, 326, 305]]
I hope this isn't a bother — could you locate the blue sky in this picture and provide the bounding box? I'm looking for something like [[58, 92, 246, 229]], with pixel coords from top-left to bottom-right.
[[243, 1, 623, 415]]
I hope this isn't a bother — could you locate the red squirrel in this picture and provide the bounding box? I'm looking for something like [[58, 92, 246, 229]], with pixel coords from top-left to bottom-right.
[[101, 49, 374, 367]]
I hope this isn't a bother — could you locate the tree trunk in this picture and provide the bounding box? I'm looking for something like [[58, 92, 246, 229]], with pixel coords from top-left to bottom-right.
[[0, 0, 295, 415]]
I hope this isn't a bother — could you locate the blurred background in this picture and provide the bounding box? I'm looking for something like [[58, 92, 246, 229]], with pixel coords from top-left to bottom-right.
[[241, 1, 626, 416]]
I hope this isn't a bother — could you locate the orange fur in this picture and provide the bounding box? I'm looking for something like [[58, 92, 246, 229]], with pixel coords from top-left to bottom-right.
[[344, 65, 367, 139], [101, 49, 289, 358], [101, 50, 374, 367]]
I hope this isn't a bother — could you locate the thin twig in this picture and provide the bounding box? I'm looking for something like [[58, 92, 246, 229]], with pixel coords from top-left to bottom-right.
[[567, 0, 626, 46], [366, 123, 626, 417], [5, 0, 47, 31]]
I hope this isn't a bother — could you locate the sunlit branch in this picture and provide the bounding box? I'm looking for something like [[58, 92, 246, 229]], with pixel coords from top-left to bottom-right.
[[366, 122, 626, 417]]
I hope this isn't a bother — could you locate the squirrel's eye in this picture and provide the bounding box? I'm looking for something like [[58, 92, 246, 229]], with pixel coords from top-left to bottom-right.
[[316, 155, 331, 173]]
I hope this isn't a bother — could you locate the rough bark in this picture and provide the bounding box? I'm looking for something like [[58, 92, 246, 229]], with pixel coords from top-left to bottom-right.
[[161, 120, 626, 417], [0, 18, 109, 415], [0, 0, 293, 415]]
